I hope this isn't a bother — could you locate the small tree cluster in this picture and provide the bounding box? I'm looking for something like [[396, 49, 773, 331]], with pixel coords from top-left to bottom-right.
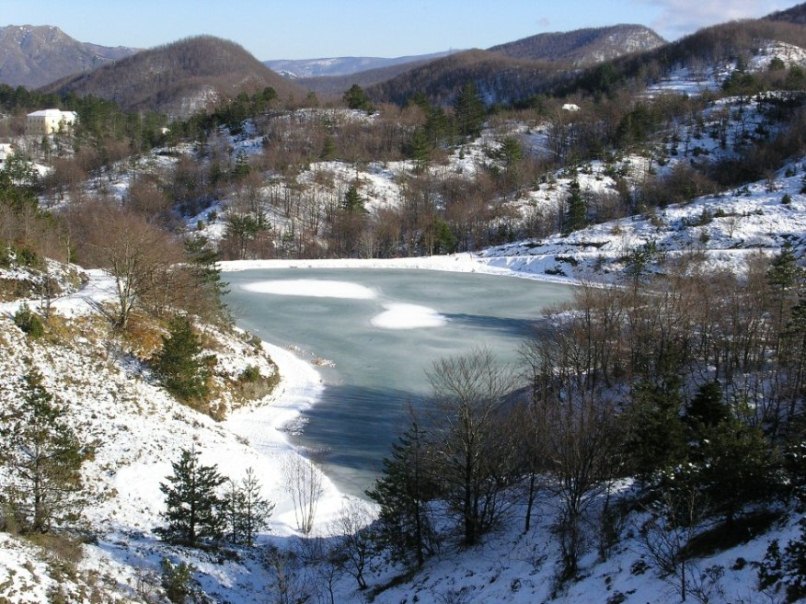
[[158, 448, 273, 549], [282, 455, 324, 535], [757, 519, 806, 603]]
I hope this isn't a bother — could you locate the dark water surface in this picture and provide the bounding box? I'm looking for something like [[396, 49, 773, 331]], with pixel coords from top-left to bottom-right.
[[224, 268, 574, 495]]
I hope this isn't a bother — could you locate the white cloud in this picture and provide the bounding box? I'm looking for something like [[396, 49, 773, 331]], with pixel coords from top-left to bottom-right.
[[636, 0, 793, 39]]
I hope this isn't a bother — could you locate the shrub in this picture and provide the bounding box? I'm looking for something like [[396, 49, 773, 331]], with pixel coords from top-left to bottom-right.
[[13, 303, 44, 338], [239, 365, 261, 383], [160, 558, 199, 603]]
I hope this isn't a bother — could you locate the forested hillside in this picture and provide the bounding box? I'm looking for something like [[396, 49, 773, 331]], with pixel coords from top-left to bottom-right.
[[42, 36, 306, 117]]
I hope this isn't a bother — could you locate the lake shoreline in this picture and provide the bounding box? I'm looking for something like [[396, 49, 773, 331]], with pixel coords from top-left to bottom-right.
[[219, 253, 578, 285]]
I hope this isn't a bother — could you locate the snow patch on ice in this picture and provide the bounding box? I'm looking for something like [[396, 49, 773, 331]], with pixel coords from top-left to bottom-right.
[[370, 303, 447, 330], [242, 279, 377, 299]]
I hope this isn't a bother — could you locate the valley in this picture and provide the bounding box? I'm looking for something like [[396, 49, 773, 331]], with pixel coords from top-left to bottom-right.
[[0, 3, 805, 603]]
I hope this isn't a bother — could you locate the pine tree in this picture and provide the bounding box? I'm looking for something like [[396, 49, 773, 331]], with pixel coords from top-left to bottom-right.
[[226, 468, 274, 546], [685, 380, 729, 432], [343, 84, 372, 112], [184, 235, 229, 319], [153, 315, 209, 402], [0, 370, 88, 533], [563, 179, 587, 235], [499, 137, 523, 174], [158, 448, 227, 547], [694, 419, 779, 523], [624, 379, 687, 482], [409, 127, 431, 172], [366, 419, 437, 568], [454, 82, 485, 139], [342, 183, 364, 214]]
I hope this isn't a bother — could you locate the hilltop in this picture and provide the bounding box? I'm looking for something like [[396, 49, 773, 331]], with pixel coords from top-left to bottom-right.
[[488, 24, 665, 66], [41, 36, 306, 117]]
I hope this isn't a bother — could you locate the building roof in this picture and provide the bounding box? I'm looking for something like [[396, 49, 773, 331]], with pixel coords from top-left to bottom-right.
[[27, 109, 77, 119]]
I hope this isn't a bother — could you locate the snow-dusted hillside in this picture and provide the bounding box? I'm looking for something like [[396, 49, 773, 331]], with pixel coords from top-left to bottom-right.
[[0, 269, 359, 602], [481, 160, 806, 282], [645, 39, 806, 97]]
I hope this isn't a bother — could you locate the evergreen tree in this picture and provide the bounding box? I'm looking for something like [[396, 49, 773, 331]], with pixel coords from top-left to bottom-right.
[[624, 379, 687, 482], [160, 558, 200, 603], [184, 235, 229, 318], [12, 303, 44, 339], [0, 370, 88, 533], [498, 136, 523, 174], [342, 183, 365, 213], [408, 127, 431, 172], [158, 448, 227, 547], [563, 179, 587, 235], [153, 315, 209, 402], [366, 418, 438, 568], [454, 82, 485, 138], [694, 419, 779, 524], [226, 468, 274, 546], [685, 381, 729, 432], [343, 84, 372, 112]]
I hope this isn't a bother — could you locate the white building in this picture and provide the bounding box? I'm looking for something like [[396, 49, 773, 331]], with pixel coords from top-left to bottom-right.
[[26, 109, 78, 136], [0, 143, 12, 166]]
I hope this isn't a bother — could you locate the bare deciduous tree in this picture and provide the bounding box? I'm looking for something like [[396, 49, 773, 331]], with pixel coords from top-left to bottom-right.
[[427, 348, 519, 546], [330, 500, 374, 590], [282, 455, 324, 535], [67, 201, 185, 329]]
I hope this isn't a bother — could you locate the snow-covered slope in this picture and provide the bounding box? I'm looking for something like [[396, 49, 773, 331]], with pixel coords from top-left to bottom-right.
[[0, 269, 357, 602]]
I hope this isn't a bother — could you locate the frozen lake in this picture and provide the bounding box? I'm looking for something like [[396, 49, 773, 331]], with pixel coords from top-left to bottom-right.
[[224, 268, 574, 496]]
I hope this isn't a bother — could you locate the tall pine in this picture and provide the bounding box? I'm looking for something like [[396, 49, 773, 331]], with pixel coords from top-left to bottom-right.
[[366, 419, 437, 568], [226, 468, 274, 546], [454, 82, 485, 139], [0, 370, 88, 533]]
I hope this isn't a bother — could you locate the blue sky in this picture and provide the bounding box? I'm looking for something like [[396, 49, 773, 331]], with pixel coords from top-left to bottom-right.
[[3, 0, 796, 60]]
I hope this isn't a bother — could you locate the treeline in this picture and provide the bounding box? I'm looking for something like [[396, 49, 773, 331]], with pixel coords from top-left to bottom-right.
[[0, 84, 168, 155], [368, 49, 565, 108], [0, 156, 227, 328], [368, 249, 805, 596]]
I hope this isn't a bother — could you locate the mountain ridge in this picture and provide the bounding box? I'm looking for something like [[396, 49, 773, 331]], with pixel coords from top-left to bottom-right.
[[264, 50, 456, 79], [0, 24, 139, 88]]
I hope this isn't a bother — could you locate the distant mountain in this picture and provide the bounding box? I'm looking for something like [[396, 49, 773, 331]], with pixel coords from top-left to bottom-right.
[[265, 50, 455, 79], [296, 56, 459, 99], [367, 49, 564, 107], [42, 36, 306, 118], [765, 2, 806, 25], [488, 24, 665, 66], [314, 24, 664, 104], [0, 25, 139, 88]]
